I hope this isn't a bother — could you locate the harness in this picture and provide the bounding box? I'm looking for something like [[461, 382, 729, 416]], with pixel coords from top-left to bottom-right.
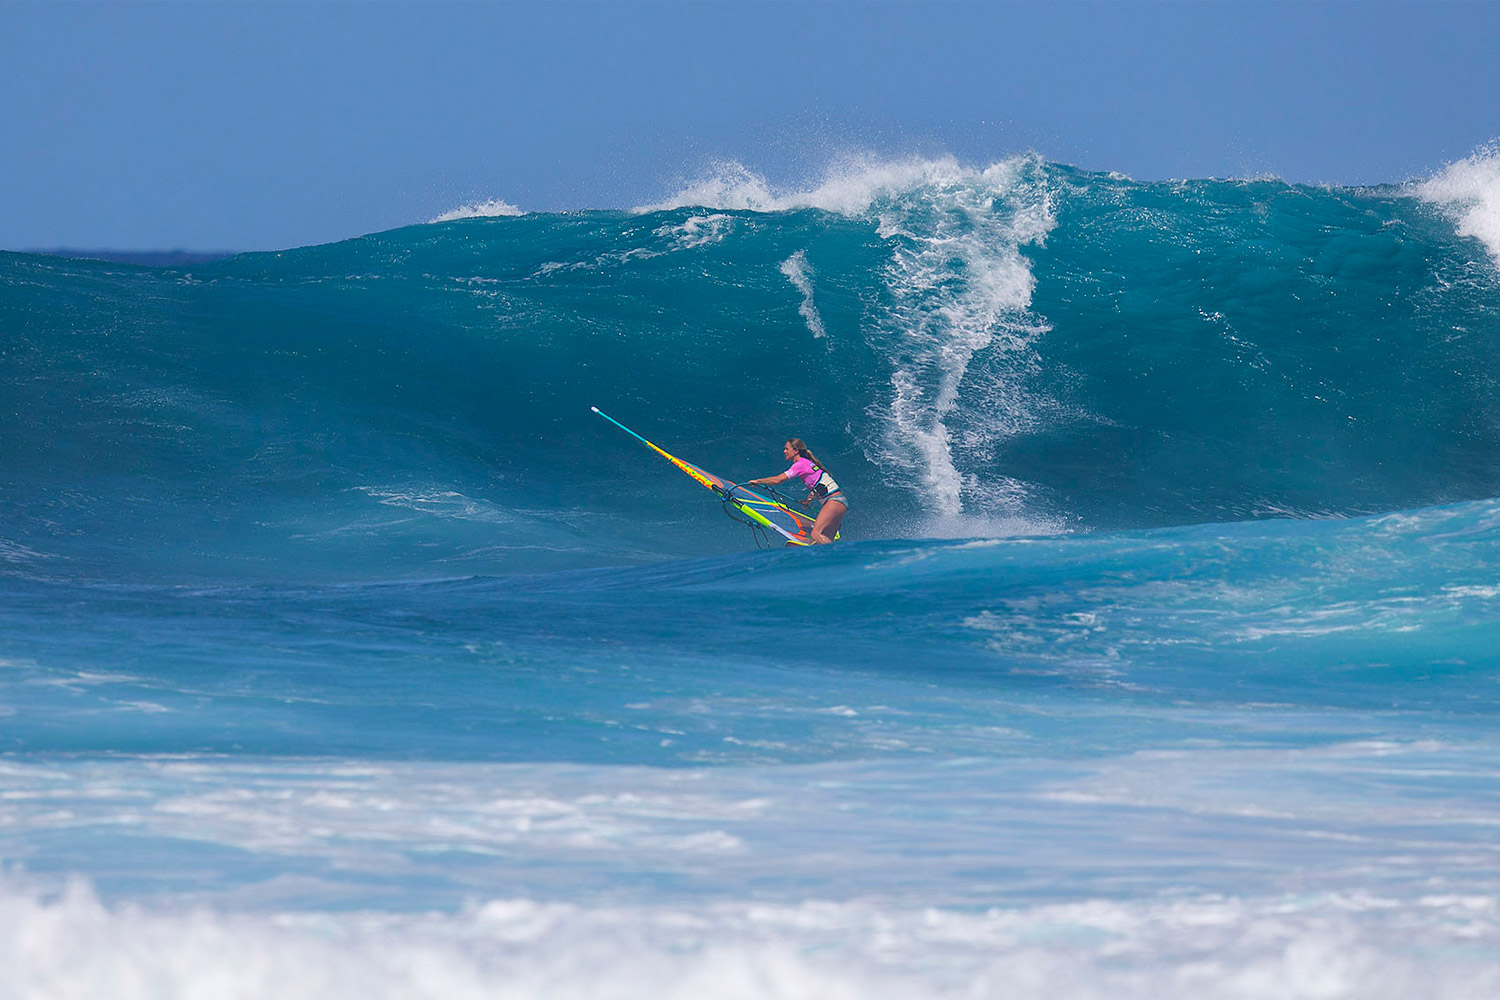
[[810, 469, 842, 499], [798, 453, 841, 499]]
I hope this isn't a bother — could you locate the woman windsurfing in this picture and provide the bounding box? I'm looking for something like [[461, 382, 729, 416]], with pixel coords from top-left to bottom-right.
[[748, 438, 846, 544]]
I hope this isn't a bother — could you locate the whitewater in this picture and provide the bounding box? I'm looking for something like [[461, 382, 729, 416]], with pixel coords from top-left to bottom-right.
[[4, 149, 1500, 998]]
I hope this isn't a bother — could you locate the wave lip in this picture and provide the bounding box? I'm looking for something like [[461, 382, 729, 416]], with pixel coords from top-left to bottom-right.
[[1415, 145, 1500, 265], [639, 153, 1037, 217], [429, 198, 526, 223]]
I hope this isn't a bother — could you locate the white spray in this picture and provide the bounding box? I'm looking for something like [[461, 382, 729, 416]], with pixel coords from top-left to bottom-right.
[[646, 154, 1056, 520], [779, 251, 827, 339], [1414, 145, 1500, 266]]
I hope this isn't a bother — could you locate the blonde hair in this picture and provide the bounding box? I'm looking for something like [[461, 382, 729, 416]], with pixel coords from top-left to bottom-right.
[[786, 438, 822, 470]]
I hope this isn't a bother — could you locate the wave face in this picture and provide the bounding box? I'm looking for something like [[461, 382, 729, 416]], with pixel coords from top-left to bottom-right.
[[5, 154, 1500, 579], [5, 153, 1500, 997]]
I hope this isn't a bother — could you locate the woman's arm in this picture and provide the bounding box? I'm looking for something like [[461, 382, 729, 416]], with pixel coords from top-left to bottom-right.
[[747, 473, 791, 486]]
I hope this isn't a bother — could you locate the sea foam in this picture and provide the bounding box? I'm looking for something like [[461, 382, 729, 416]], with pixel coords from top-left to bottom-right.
[[779, 251, 826, 339], [4, 877, 1497, 1000]]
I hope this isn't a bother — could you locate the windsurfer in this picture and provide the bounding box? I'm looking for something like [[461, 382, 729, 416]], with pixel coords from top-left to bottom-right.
[[748, 439, 846, 544]]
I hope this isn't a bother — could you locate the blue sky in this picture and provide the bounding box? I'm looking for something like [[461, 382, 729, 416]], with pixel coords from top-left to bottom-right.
[[4, 1, 1498, 251]]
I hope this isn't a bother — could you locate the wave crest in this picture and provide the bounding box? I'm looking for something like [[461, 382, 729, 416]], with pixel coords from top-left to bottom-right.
[[1416, 145, 1500, 266], [639, 154, 1044, 219], [430, 198, 526, 223]]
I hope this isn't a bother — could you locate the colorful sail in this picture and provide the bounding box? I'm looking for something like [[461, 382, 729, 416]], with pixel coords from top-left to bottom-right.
[[592, 407, 818, 546]]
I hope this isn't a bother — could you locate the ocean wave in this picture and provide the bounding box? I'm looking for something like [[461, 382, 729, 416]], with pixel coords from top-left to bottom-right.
[[5, 154, 1500, 578]]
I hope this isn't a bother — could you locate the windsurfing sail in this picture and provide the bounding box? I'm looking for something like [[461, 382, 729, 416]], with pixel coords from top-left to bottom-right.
[[592, 406, 819, 546]]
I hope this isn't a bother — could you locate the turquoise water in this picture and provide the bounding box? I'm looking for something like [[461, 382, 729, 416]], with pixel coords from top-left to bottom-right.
[[3, 154, 1500, 997]]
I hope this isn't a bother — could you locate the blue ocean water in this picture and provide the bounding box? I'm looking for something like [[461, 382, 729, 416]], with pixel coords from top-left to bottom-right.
[[4, 152, 1500, 997]]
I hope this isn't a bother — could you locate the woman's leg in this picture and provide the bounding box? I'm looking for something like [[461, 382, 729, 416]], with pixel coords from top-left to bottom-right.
[[812, 499, 846, 543]]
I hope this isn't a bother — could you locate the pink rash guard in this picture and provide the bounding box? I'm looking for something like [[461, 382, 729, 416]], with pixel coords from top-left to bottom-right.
[[784, 457, 822, 489]]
